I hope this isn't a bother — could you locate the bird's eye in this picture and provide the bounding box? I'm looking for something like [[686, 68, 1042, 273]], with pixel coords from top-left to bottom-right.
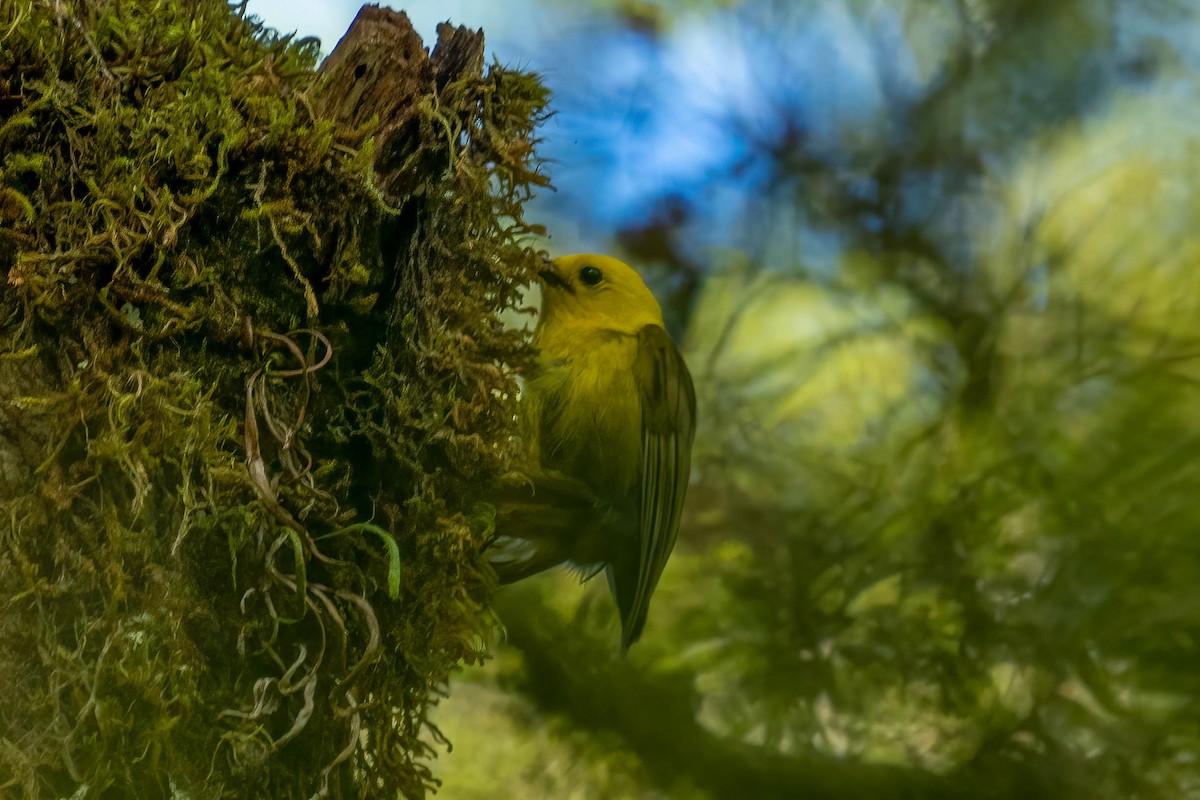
[[580, 266, 603, 286]]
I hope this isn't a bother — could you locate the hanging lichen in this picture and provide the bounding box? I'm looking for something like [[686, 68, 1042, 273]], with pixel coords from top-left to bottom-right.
[[0, 0, 550, 796]]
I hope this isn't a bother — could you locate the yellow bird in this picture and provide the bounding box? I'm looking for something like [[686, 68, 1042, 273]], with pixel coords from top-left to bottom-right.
[[489, 254, 696, 650]]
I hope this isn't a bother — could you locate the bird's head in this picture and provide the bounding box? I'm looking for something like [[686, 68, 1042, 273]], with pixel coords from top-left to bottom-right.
[[538, 254, 664, 334]]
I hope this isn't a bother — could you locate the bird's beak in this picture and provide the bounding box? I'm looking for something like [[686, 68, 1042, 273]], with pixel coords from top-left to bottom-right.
[[538, 267, 574, 294]]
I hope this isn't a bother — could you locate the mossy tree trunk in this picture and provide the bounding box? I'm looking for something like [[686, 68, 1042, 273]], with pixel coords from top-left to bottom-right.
[[0, 2, 549, 797]]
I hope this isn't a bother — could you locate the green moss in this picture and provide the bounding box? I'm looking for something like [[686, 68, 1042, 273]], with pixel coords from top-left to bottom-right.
[[0, 0, 549, 796]]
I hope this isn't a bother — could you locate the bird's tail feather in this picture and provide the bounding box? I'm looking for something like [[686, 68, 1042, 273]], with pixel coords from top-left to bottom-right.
[[606, 558, 648, 652]]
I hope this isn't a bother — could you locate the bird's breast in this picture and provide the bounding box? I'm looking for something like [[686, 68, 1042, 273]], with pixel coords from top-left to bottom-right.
[[529, 328, 642, 501]]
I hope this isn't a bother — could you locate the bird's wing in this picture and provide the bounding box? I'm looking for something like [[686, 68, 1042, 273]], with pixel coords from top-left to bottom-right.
[[623, 324, 696, 648]]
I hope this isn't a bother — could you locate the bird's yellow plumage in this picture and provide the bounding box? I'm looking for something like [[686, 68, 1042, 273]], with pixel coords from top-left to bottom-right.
[[489, 254, 696, 650]]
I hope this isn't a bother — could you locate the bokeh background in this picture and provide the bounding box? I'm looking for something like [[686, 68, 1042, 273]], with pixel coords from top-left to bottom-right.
[[247, 1, 1200, 797]]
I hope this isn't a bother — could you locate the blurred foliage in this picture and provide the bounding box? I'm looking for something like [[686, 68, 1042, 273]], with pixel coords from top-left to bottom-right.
[[438, 1, 1200, 798], [0, 1, 548, 797], [432, 634, 703, 800]]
